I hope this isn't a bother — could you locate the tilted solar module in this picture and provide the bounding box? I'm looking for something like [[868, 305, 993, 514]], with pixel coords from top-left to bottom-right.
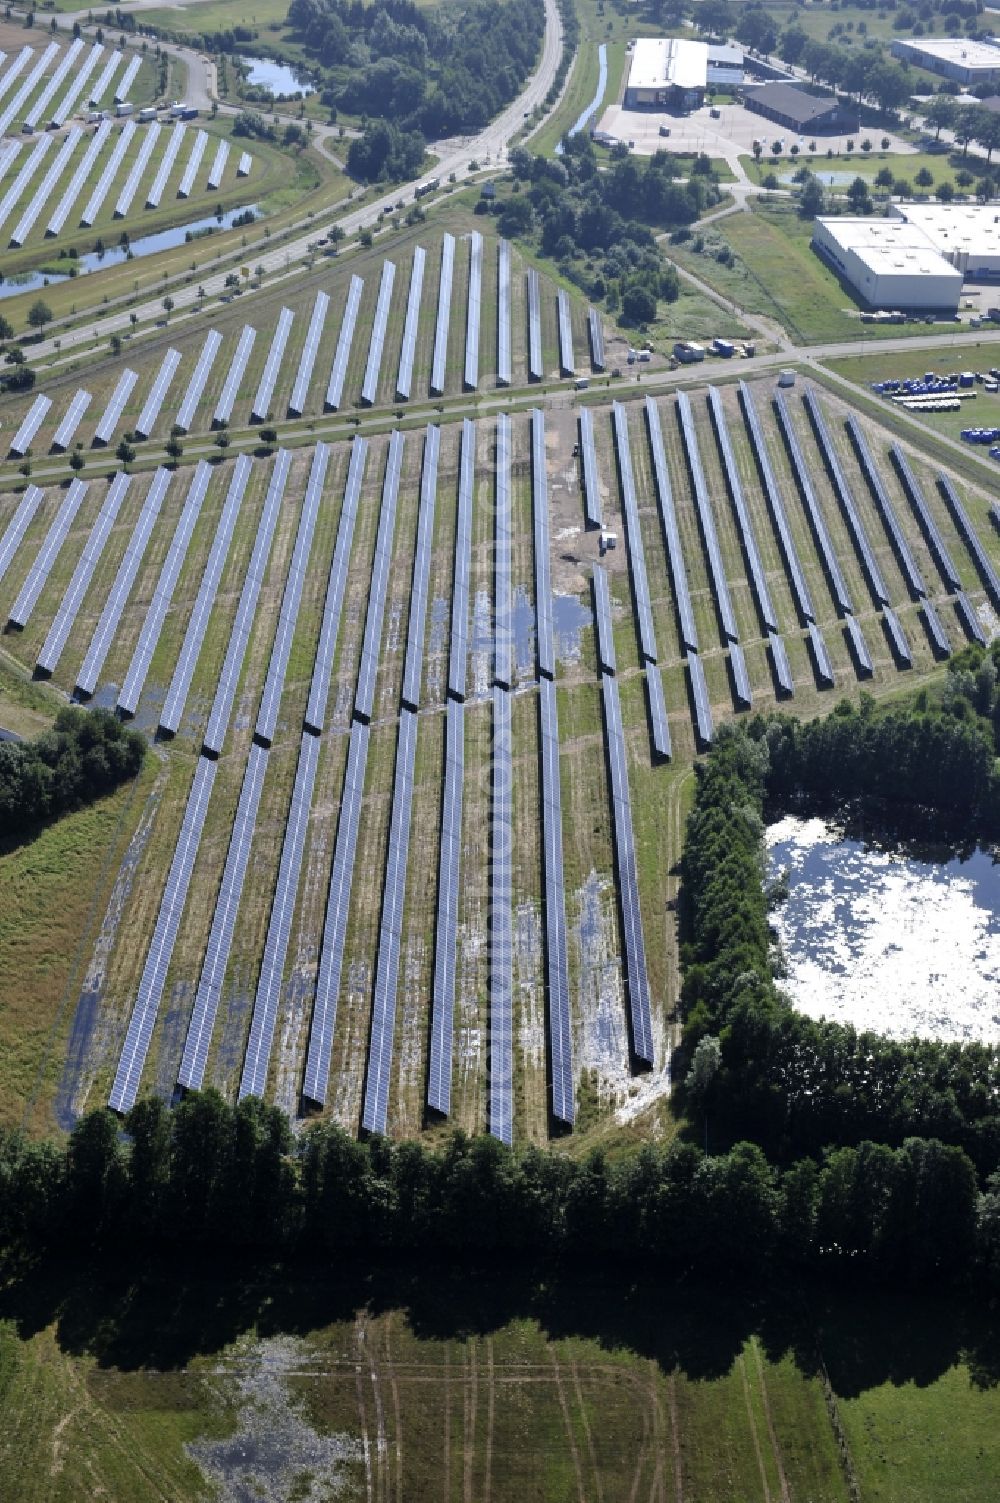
[[47, 118, 110, 236], [400, 426, 439, 712], [431, 234, 455, 397], [844, 612, 873, 677], [49, 42, 103, 128], [288, 290, 329, 416], [539, 675, 574, 1121], [428, 697, 463, 1116], [803, 390, 890, 608], [115, 462, 212, 715], [10, 126, 81, 246], [645, 662, 672, 761], [464, 231, 482, 391], [37, 472, 131, 674], [956, 591, 987, 645], [88, 48, 123, 107], [239, 729, 321, 1101], [135, 347, 181, 439], [354, 431, 404, 725], [0, 48, 31, 107], [213, 325, 257, 427], [707, 386, 778, 633], [739, 381, 815, 624], [882, 604, 912, 666], [488, 686, 514, 1145], [845, 417, 926, 600], [202, 449, 290, 756], [255, 443, 328, 745], [9, 480, 90, 629], [807, 620, 835, 687], [592, 563, 616, 675], [588, 305, 605, 372], [109, 755, 217, 1114], [579, 408, 602, 530], [495, 414, 513, 690], [938, 473, 1000, 609], [448, 419, 476, 701], [179, 741, 268, 1091], [251, 306, 294, 422], [613, 401, 659, 663], [10, 393, 52, 457], [0, 140, 21, 182], [532, 408, 555, 678], [24, 39, 83, 130], [51, 388, 92, 452], [645, 396, 698, 652], [175, 328, 223, 433], [77, 468, 171, 696], [302, 719, 370, 1105], [80, 118, 134, 226], [0, 43, 59, 140], [922, 598, 951, 658], [527, 267, 543, 381], [774, 391, 853, 617], [677, 391, 740, 642], [114, 52, 142, 102], [729, 639, 752, 709], [395, 246, 425, 401], [601, 673, 655, 1064], [557, 288, 574, 376], [687, 650, 714, 746], [0, 136, 53, 239], [325, 275, 362, 411], [362, 706, 420, 1135], [237, 151, 252, 177], [207, 136, 228, 189], [0, 485, 44, 586], [177, 128, 207, 198], [768, 630, 795, 698], [114, 122, 161, 218], [361, 260, 395, 407], [94, 368, 138, 445], [497, 237, 512, 387], [158, 454, 251, 734], [304, 438, 365, 733]]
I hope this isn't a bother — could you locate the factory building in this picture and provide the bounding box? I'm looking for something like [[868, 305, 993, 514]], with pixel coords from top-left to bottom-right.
[[895, 202, 1000, 279], [890, 36, 1000, 85], [624, 38, 708, 110], [742, 81, 859, 135], [812, 217, 963, 311]]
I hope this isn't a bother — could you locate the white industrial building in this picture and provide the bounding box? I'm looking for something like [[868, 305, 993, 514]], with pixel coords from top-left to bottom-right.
[[624, 38, 743, 110], [890, 36, 1000, 85], [893, 202, 1000, 278], [812, 217, 963, 311]]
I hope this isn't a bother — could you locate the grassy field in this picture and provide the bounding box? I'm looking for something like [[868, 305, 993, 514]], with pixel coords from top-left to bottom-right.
[[824, 345, 1000, 446], [740, 147, 994, 193]]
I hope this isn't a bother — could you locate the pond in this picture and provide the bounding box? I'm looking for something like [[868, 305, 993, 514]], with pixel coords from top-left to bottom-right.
[[766, 812, 1000, 1042], [239, 56, 315, 97]]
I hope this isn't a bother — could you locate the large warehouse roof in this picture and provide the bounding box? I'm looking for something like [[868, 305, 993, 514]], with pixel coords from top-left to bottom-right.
[[896, 201, 1000, 263], [891, 36, 1000, 74], [818, 217, 958, 279], [627, 38, 707, 93]]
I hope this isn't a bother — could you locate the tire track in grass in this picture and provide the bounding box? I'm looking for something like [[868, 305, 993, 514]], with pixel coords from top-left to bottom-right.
[[752, 1338, 791, 1503], [549, 1349, 588, 1503], [739, 1350, 773, 1502]]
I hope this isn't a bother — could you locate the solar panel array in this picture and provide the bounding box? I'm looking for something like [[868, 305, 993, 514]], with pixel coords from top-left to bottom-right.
[[0, 43, 58, 140], [24, 38, 82, 130], [77, 468, 171, 696], [395, 247, 425, 401], [288, 290, 329, 417], [401, 427, 439, 712], [448, 420, 475, 701], [89, 48, 123, 107], [808, 620, 835, 686], [645, 661, 672, 760], [495, 414, 513, 690], [579, 409, 602, 530], [0, 48, 31, 108], [557, 289, 574, 377], [527, 268, 543, 381], [938, 473, 1000, 609], [488, 685, 514, 1145], [146, 120, 185, 207], [94, 367, 138, 445], [429, 696, 462, 1116], [214, 325, 256, 427], [588, 306, 605, 371], [891, 445, 961, 592], [252, 306, 294, 422], [109, 755, 217, 1114], [883, 604, 912, 666], [118, 462, 212, 716], [613, 402, 659, 665], [37, 472, 131, 674], [47, 118, 111, 237], [354, 432, 403, 724], [844, 612, 873, 676], [8, 479, 88, 630], [538, 679, 574, 1121], [51, 388, 92, 451], [465, 231, 482, 390], [256, 444, 328, 745], [532, 409, 555, 678], [677, 392, 740, 643], [592, 562, 616, 674], [707, 387, 779, 633], [135, 347, 181, 439], [803, 391, 889, 608], [729, 639, 752, 709], [497, 237, 512, 387], [325, 275, 362, 411], [922, 597, 951, 658], [0, 134, 52, 238], [645, 396, 698, 652], [81, 119, 134, 226], [0, 141, 20, 182], [115, 122, 160, 218], [305, 437, 366, 734], [845, 417, 925, 599], [50, 43, 103, 128], [177, 129, 207, 198], [9, 392, 51, 457], [10, 127, 81, 246], [431, 234, 455, 397], [774, 391, 853, 617], [739, 381, 815, 623], [769, 631, 794, 697], [159, 454, 251, 734], [175, 328, 223, 433], [361, 259, 395, 406], [178, 740, 268, 1091], [0, 486, 43, 586], [114, 52, 142, 102], [956, 590, 987, 645], [238, 151, 252, 177], [687, 649, 714, 746], [207, 137, 229, 189]]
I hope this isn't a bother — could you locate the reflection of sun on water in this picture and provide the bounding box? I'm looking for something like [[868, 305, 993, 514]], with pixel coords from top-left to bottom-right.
[[766, 814, 1000, 1042]]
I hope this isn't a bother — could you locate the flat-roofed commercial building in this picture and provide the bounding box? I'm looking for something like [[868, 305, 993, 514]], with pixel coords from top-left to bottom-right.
[[895, 201, 1000, 278], [812, 216, 963, 310], [891, 36, 1000, 84], [624, 38, 707, 110]]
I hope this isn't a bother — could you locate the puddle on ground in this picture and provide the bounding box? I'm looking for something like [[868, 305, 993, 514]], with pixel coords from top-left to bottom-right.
[[553, 591, 591, 665], [767, 813, 1000, 1041]]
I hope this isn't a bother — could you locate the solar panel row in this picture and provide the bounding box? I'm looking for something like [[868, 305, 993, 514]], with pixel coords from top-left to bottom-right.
[[922, 597, 951, 658], [401, 427, 440, 712], [178, 740, 269, 1091], [8, 479, 88, 629], [305, 437, 365, 734], [448, 419, 476, 701], [613, 402, 659, 664], [354, 432, 403, 724], [109, 755, 217, 1114], [10, 127, 81, 246], [579, 408, 602, 530], [24, 38, 82, 129], [707, 386, 778, 633], [47, 118, 110, 236], [177, 129, 208, 198], [495, 414, 513, 690], [94, 367, 138, 445], [0, 485, 43, 586], [50, 42, 103, 128], [51, 388, 92, 452], [956, 590, 987, 645], [687, 650, 714, 746], [557, 288, 574, 376], [89, 48, 123, 108], [803, 391, 889, 608], [361, 259, 395, 406], [739, 381, 815, 624], [202, 449, 290, 756], [588, 306, 605, 372], [768, 630, 795, 697], [677, 391, 740, 643], [645, 396, 698, 652], [252, 306, 294, 422], [532, 408, 555, 679], [807, 620, 835, 687], [592, 562, 616, 675], [325, 275, 363, 411], [37, 472, 131, 674], [0, 43, 59, 140], [0, 140, 20, 182], [0, 48, 31, 107], [539, 677, 574, 1122], [159, 454, 251, 734], [176, 328, 223, 433], [10, 393, 52, 456], [363, 706, 420, 1135], [465, 231, 482, 391], [0, 134, 52, 237], [431, 234, 455, 397], [488, 685, 514, 1145], [845, 417, 925, 600], [645, 663, 672, 760], [114, 52, 142, 102], [890, 445, 962, 592], [428, 697, 463, 1116], [118, 462, 212, 715], [395, 246, 425, 401], [844, 613, 873, 677], [77, 468, 171, 696], [527, 267, 543, 381], [214, 325, 256, 427], [237, 151, 252, 178], [135, 347, 181, 439], [497, 237, 512, 387], [145, 120, 185, 208], [115, 122, 160, 218], [207, 137, 229, 190], [81, 119, 135, 226], [774, 391, 853, 617], [729, 639, 753, 710], [289, 290, 329, 417], [883, 604, 912, 666], [938, 473, 1000, 609]]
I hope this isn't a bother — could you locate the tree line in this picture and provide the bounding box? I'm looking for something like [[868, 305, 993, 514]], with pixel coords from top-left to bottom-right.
[[1, 1095, 997, 1286], [0, 708, 145, 838]]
